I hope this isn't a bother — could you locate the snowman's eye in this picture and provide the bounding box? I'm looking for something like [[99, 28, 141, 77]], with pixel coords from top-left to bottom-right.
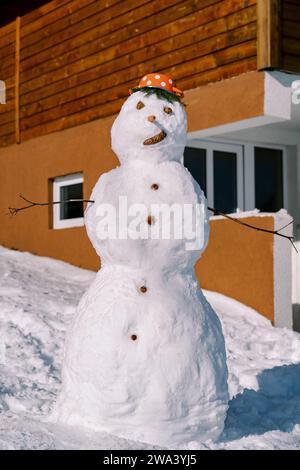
[[136, 101, 145, 110], [164, 106, 173, 114]]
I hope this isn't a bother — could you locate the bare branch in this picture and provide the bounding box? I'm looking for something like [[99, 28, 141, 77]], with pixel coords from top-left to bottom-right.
[[208, 206, 298, 253], [7, 194, 94, 216]]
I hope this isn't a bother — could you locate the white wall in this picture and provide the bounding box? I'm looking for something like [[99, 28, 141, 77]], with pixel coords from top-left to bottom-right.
[[292, 145, 300, 331]]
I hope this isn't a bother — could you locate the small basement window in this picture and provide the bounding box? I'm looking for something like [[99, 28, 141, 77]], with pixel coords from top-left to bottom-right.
[[53, 173, 84, 229]]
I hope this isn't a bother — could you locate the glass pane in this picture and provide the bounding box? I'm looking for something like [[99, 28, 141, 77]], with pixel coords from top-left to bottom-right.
[[213, 150, 237, 213], [255, 147, 283, 212], [60, 183, 83, 220], [183, 147, 207, 195]]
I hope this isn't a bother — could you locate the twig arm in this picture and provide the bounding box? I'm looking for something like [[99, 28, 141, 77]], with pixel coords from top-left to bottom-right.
[[208, 206, 297, 253], [8, 195, 95, 216]]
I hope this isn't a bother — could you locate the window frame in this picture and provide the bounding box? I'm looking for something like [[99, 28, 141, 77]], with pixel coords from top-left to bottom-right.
[[53, 172, 84, 229], [185, 138, 288, 214], [186, 139, 244, 213]]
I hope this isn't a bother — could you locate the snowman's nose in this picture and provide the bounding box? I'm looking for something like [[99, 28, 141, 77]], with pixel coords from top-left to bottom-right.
[[147, 115, 156, 123]]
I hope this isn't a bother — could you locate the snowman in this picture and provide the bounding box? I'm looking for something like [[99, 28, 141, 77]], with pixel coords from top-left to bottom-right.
[[52, 73, 228, 447]]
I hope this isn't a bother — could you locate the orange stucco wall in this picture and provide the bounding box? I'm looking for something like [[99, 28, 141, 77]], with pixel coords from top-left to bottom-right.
[[196, 216, 275, 322], [186, 70, 265, 132], [0, 71, 274, 320]]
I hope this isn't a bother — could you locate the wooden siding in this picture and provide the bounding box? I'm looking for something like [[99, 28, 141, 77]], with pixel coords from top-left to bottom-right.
[[0, 0, 258, 146], [257, 0, 281, 69], [0, 20, 16, 147], [257, 0, 300, 72], [282, 0, 300, 72]]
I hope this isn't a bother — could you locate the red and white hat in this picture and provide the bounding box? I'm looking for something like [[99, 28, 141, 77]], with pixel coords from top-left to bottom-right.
[[130, 73, 184, 99]]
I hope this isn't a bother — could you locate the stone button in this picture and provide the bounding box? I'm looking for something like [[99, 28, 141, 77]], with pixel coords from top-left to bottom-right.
[[151, 183, 159, 190], [131, 334, 138, 341], [147, 215, 155, 225], [140, 286, 147, 293]]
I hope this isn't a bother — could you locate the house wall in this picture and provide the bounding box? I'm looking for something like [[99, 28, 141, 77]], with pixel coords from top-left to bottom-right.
[[0, 0, 258, 147], [292, 144, 300, 331]]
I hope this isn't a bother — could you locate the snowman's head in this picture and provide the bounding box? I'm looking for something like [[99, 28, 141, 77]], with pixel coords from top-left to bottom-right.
[[111, 88, 187, 165]]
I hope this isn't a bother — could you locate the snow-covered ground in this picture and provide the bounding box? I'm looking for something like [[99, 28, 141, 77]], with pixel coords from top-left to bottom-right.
[[0, 245, 300, 450]]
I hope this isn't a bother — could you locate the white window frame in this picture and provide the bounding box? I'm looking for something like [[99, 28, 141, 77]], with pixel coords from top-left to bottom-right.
[[186, 139, 244, 213], [53, 173, 84, 229], [186, 138, 288, 214]]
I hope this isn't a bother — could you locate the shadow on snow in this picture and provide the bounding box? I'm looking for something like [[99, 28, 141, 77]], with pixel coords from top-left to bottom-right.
[[221, 363, 300, 441]]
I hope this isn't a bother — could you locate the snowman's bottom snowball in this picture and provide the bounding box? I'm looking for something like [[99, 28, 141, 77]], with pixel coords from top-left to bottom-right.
[[52, 395, 227, 447], [52, 265, 228, 447]]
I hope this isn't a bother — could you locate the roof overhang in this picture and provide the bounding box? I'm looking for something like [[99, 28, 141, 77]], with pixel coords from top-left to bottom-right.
[[186, 71, 300, 145]]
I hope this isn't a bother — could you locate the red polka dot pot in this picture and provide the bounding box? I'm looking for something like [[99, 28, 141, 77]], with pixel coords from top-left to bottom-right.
[[130, 73, 184, 99]]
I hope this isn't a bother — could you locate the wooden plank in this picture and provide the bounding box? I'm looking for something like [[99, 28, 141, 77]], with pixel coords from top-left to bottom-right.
[[0, 55, 15, 74], [20, 34, 256, 130], [20, 97, 123, 142], [20, 0, 251, 84], [20, 7, 256, 106], [169, 40, 256, 79], [283, 37, 300, 56], [20, 0, 186, 71], [0, 106, 14, 121], [283, 20, 300, 40], [0, 64, 15, 81], [0, 20, 16, 38], [21, 0, 141, 52], [0, 41, 15, 60], [15, 16, 20, 144], [0, 90, 14, 111], [0, 38, 15, 74], [282, 2, 300, 21], [178, 56, 257, 90], [0, 133, 15, 147], [21, 0, 81, 27], [227, 4, 256, 29], [20, 23, 256, 120], [0, 121, 15, 138], [257, 0, 281, 69], [214, 39, 257, 68], [0, 29, 16, 48], [0, 103, 14, 117]]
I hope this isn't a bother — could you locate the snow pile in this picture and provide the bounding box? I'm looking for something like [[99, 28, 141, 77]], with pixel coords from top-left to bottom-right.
[[1, 246, 300, 449]]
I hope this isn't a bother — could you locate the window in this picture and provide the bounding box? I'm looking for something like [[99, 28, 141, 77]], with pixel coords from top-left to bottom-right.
[[53, 173, 84, 229], [183, 147, 206, 195], [184, 140, 286, 215], [213, 150, 238, 214], [254, 147, 283, 212], [184, 141, 243, 214]]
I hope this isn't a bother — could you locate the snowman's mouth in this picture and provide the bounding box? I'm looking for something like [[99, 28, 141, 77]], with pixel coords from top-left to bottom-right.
[[143, 130, 167, 146]]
